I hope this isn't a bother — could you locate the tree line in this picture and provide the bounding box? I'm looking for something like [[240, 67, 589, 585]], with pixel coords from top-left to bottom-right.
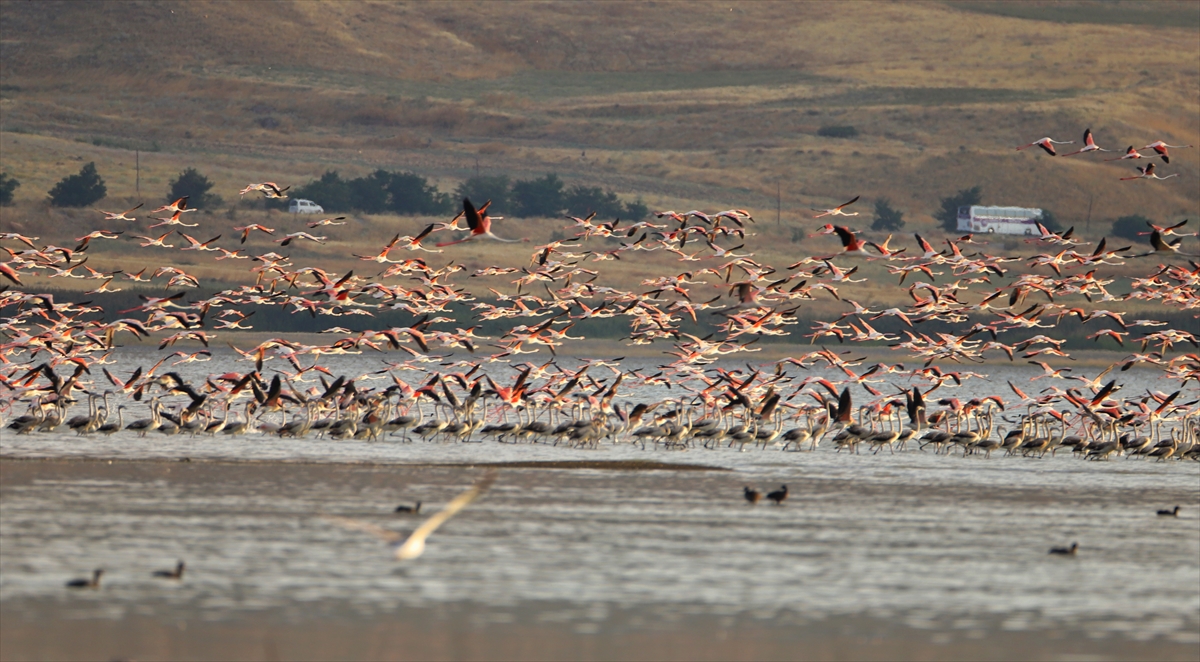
[[4, 164, 1155, 238]]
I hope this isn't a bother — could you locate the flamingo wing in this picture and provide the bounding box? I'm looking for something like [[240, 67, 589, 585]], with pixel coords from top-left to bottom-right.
[[463, 198, 483, 233]]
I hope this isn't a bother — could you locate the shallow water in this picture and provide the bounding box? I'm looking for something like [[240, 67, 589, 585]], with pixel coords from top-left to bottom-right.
[[1, 349, 1198, 660]]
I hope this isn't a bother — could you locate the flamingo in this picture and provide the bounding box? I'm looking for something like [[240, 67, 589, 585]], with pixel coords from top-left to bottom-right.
[[150, 196, 194, 214], [812, 195, 860, 218], [1141, 141, 1192, 164], [1105, 146, 1152, 161], [1120, 162, 1177, 181], [97, 203, 144, 221], [1016, 137, 1073, 156], [435, 198, 519, 247], [176, 232, 223, 251], [148, 210, 199, 229], [240, 182, 290, 198], [831, 225, 872, 256], [232, 224, 276, 244], [1060, 128, 1112, 157], [307, 216, 348, 228]]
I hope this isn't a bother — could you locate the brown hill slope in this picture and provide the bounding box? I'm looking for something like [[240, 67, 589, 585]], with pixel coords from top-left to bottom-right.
[[1, 1, 1197, 229]]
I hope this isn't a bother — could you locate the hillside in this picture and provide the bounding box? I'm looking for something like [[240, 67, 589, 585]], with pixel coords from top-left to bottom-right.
[[1, 0, 1197, 240]]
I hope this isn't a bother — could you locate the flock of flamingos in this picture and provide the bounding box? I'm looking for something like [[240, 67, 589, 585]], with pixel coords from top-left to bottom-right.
[[1, 130, 1198, 469]]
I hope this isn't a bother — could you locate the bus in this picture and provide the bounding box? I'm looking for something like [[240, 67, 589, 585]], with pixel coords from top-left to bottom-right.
[[957, 206, 1042, 235]]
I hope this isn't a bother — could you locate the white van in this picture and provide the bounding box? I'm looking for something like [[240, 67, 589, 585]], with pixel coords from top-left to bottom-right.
[[288, 199, 324, 214]]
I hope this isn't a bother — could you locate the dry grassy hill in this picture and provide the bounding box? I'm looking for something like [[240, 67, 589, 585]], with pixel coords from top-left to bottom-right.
[[1, 0, 1197, 280]]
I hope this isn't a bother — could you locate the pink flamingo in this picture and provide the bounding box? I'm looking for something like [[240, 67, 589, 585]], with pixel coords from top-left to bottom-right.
[[1016, 137, 1073, 156], [1060, 128, 1112, 157], [435, 199, 519, 247]]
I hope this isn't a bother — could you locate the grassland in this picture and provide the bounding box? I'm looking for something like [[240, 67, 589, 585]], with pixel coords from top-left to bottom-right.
[[0, 1, 1197, 298]]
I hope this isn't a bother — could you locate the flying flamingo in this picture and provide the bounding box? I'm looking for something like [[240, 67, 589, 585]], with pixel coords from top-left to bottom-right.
[[1105, 146, 1151, 161], [831, 225, 872, 256], [1016, 137, 1073, 156], [232, 224, 276, 244], [435, 198, 519, 247], [97, 203, 144, 222], [1060, 128, 1112, 157], [1137, 219, 1188, 237], [1120, 162, 1177, 181], [150, 196, 194, 214], [148, 210, 199, 229], [812, 195, 860, 218], [307, 216, 348, 228], [1141, 141, 1192, 164], [240, 182, 290, 198]]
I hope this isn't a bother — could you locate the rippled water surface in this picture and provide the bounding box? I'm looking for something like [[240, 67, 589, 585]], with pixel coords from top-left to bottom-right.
[[2, 349, 1198, 659]]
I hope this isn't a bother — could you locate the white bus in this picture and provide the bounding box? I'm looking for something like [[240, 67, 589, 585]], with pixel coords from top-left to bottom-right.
[[957, 205, 1042, 235]]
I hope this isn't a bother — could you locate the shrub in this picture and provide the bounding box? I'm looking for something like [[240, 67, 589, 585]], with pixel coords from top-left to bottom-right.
[[48, 162, 106, 207], [342, 170, 388, 214], [935, 186, 982, 232], [871, 199, 905, 231], [455, 175, 510, 213], [817, 125, 858, 138], [0, 172, 19, 205], [1111, 214, 1153, 240], [386, 171, 451, 215], [288, 170, 452, 216], [564, 185, 624, 219], [167, 168, 223, 209], [510, 174, 564, 218], [293, 171, 353, 213], [623, 197, 649, 221]]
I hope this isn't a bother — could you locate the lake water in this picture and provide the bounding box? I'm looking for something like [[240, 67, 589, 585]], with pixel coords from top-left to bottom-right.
[[1, 348, 1197, 660]]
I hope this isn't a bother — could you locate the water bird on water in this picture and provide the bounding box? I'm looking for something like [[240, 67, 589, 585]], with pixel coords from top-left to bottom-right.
[[395, 501, 422, 514], [66, 569, 103, 589], [744, 486, 762, 505], [1049, 543, 1078, 556], [766, 485, 789, 505], [1157, 506, 1181, 517], [152, 561, 185, 579]]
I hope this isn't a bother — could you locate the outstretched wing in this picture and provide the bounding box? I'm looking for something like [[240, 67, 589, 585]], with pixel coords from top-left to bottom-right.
[[321, 514, 403, 543], [395, 471, 497, 560]]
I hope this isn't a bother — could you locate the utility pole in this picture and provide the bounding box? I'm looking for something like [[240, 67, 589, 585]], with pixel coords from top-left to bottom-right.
[[776, 181, 781, 226]]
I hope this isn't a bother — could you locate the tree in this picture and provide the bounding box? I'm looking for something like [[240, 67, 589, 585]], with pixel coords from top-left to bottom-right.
[[386, 172, 452, 215], [0, 172, 19, 205], [293, 171, 352, 212], [348, 170, 392, 214], [1111, 214, 1154, 240], [934, 186, 982, 233], [623, 197, 649, 221], [510, 174, 564, 218], [167, 168, 223, 210], [871, 198, 904, 231], [48, 162, 106, 207], [455, 175, 510, 213], [564, 184, 624, 219]]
